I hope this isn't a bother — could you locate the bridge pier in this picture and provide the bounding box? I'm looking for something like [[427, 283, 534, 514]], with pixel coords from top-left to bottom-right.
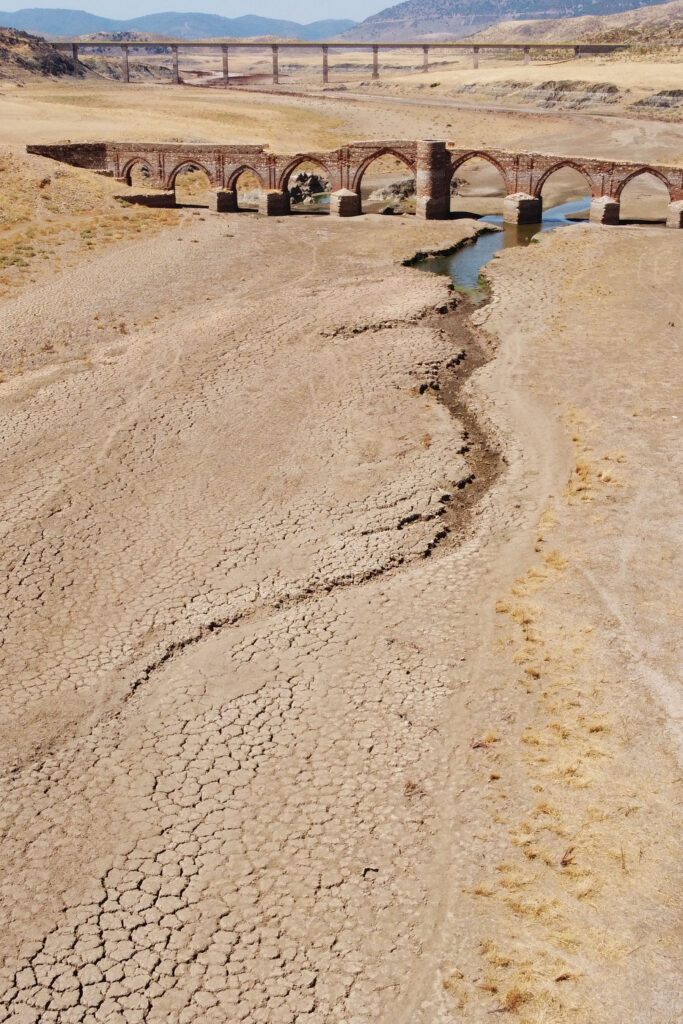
[[523, 46, 531, 65], [666, 200, 683, 228], [209, 189, 238, 212], [272, 45, 279, 85], [322, 45, 329, 84], [422, 46, 429, 72], [503, 193, 542, 225], [589, 196, 620, 225], [222, 45, 229, 85], [171, 45, 179, 84], [329, 189, 361, 217], [372, 45, 379, 80], [121, 46, 129, 83], [259, 189, 289, 216], [473, 46, 479, 69], [416, 140, 451, 220]]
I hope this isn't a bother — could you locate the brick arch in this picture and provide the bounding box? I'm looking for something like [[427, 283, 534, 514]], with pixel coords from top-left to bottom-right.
[[533, 160, 597, 198], [226, 165, 265, 190], [121, 157, 155, 187], [277, 154, 333, 193], [615, 166, 674, 200], [449, 152, 510, 192], [166, 160, 215, 190], [351, 147, 416, 193]]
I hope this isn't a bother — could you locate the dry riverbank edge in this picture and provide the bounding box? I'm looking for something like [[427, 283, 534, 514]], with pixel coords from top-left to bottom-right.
[[0, 210, 680, 1024]]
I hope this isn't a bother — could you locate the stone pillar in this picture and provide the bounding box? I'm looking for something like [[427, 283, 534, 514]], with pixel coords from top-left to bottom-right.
[[422, 46, 429, 72], [208, 189, 238, 212], [329, 189, 361, 217], [589, 196, 620, 225], [121, 46, 130, 83], [372, 45, 379, 80], [322, 45, 329, 84], [503, 192, 542, 225], [272, 45, 279, 85], [71, 43, 79, 62], [473, 46, 479, 69], [171, 45, 179, 84], [666, 200, 683, 228], [523, 46, 531, 65], [416, 139, 451, 220], [259, 189, 289, 216], [222, 45, 229, 85]]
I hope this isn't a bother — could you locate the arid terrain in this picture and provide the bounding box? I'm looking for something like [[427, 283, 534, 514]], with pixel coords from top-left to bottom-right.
[[0, 50, 681, 1024]]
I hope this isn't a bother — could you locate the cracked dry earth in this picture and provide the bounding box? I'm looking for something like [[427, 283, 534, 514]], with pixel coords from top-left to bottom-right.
[[1, 207, 681, 1024], [0, 212, 498, 1024]]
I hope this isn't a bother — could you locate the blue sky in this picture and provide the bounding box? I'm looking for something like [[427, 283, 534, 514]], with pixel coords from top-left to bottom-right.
[[5, 1, 384, 21]]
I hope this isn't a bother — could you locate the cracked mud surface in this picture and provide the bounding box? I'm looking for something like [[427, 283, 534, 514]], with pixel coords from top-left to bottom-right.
[[1, 198, 681, 1023]]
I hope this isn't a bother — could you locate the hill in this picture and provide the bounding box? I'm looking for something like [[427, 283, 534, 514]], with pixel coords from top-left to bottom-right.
[[0, 8, 357, 40], [468, 0, 683, 43], [0, 23, 84, 76], [342, 0, 680, 40]]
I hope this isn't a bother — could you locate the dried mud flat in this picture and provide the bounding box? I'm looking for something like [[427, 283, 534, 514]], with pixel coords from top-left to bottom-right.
[[0, 104, 681, 1024]]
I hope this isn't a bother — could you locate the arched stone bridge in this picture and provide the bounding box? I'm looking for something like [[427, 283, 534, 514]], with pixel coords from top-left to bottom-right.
[[27, 140, 683, 226]]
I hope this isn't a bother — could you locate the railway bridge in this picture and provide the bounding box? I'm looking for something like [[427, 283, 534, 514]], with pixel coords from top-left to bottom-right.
[[27, 140, 683, 226]]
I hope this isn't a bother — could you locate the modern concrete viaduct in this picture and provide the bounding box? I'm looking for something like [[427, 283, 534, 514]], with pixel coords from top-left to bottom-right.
[[27, 140, 683, 226], [52, 38, 628, 85]]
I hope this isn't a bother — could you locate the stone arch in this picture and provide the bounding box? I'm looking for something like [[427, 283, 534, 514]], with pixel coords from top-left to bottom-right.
[[121, 158, 155, 187], [352, 148, 416, 193], [227, 165, 265, 191], [449, 152, 509, 192], [167, 160, 215, 190], [615, 166, 673, 200], [277, 154, 333, 193], [533, 160, 596, 198]]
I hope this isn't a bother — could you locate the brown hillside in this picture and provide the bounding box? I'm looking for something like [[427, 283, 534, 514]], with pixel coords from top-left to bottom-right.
[[468, 0, 683, 45], [0, 26, 86, 78]]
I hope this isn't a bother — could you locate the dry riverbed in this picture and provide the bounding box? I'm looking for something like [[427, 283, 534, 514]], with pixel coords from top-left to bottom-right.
[[0, 110, 681, 1023]]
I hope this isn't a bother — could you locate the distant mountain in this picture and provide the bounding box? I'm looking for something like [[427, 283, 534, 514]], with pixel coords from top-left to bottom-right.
[[0, 8, 358, 40], [341, 0, 678, 39]]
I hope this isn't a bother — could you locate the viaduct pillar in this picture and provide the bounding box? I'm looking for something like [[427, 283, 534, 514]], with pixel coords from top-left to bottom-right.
[[416, 140, 451, 220], [422, 46, 429, 72], [71, 42, 78, 62], [473, 46, 479, 69], [171, 45, 179, 84], [272, 45, 279, 85], [503, 193, 543, 224], [121, 46, 130, 83], [222, 45, 229, 85], [372, 45, 379, 80], [322, 45, 329, 84], [523, 46, 531, 65]]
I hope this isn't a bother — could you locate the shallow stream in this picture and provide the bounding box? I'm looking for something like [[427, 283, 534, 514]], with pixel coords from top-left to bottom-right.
[[413, 198, 590, 293]]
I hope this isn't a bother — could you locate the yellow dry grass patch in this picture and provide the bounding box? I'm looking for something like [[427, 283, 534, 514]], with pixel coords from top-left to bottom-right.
[[0, 149, 180, 300], [446, 485, 681, 1021]]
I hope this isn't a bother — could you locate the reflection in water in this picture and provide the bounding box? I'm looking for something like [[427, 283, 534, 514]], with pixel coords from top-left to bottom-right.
[[415, 198, 591, 292]]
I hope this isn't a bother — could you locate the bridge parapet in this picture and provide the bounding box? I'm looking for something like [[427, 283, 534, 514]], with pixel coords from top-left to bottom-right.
[[26, 140, 683, 226]]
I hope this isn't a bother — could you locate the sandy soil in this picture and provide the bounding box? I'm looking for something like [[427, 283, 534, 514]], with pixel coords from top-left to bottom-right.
[[0, 76, 681, 1024]]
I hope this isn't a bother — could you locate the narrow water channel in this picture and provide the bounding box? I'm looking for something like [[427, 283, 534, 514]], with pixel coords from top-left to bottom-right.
[[414, 198, 590, 292]]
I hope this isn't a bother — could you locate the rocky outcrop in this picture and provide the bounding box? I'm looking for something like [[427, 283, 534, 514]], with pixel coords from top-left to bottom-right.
[[288, 171, 330, 204]]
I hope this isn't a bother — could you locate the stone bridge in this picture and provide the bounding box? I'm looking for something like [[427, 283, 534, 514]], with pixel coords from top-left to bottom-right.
[[27, 140, 683, 226]]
